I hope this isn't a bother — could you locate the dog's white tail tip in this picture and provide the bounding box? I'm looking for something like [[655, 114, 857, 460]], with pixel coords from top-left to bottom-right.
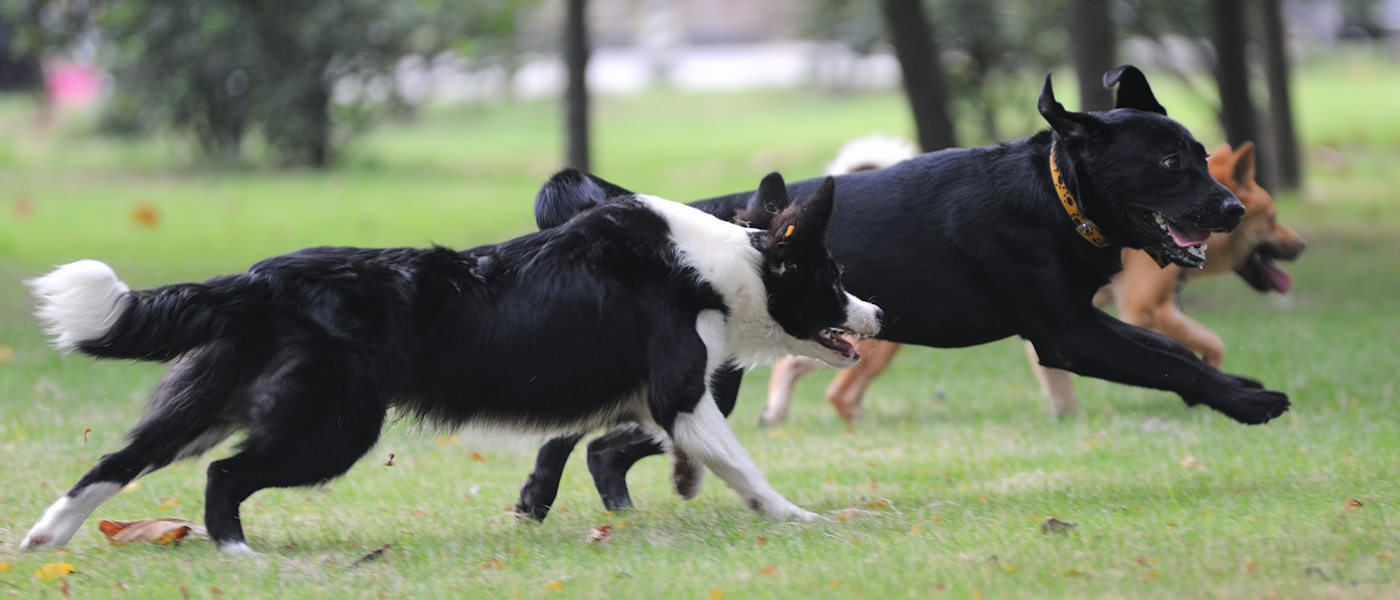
[[26, 259, 132, 352]]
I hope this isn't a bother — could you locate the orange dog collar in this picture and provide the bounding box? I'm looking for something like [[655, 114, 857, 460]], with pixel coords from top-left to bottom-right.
[[1049, 141, 1110, 249]]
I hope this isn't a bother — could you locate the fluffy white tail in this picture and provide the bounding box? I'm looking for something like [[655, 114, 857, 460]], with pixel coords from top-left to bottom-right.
[[825, 133, 919, 175], [27, 260, 132, 352]]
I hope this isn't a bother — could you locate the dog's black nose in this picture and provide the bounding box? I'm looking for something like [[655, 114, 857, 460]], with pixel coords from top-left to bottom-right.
[[1222, 197, 1245, 219], [875, 307, 885, 323]]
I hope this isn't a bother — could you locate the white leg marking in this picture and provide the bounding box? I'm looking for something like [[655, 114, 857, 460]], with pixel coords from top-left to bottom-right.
[[219, 542, 257, 556], [27, 260, 131, 352], [21, 482, 125, 550], [672, 396, 817, 521]]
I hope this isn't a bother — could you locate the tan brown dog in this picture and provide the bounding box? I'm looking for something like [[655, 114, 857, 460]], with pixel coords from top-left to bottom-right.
[[761, 142, 1305, 425]]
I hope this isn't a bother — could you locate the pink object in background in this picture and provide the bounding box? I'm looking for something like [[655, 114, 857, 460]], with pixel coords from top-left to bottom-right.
[[46, 62, 103, 107]]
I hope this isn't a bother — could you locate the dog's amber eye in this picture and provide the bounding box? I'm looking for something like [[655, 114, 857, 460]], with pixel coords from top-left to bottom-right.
[[1162, 155, 1182, 169]]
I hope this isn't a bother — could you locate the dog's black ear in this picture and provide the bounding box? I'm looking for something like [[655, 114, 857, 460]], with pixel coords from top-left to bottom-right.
[[767, 176, 835, 261], [1103, 65, 1167, 116], [734, 172, 792, 229], [1038, 73, 1103, 143]]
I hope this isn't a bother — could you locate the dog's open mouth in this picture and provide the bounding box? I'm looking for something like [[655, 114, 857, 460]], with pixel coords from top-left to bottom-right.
[[1142, 210, 1212, 268], [814, 327, 860, 361], [1236, 244, 1299, 294]]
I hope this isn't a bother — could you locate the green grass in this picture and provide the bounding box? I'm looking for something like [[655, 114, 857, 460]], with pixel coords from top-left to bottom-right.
[[2, 52, 1399, 598]]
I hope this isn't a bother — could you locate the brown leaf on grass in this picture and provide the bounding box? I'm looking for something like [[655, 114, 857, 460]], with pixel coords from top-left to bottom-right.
[[588, 524, 612, 544], [131, 203, 159, 228], [0, 345, 14, 364], [83, 428, 91, 444], [471, 452, 487, 463], [383, 453, 396, 467], [1040, 517, 1077, 535], [33, 562, 75, 580], [14, 195, 33, 219], [349, 543, 393, 568], [1344, 498, 1364, 511], [1179, 456, 1202, 469], [99, 519, 207, 546]]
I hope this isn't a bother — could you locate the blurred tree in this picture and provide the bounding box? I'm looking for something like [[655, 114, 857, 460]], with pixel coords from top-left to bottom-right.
[[15, 0, 529, 168], [881, 0, 957, 151], [1065, 0, 1116, 112], [1260, 0, 1299, 190], [564, 0, 589, 172], [1208, 0, 1261, 178]]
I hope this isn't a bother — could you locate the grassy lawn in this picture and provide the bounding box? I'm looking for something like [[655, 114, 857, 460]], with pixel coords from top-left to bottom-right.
[[1, 53, 1399, 598]]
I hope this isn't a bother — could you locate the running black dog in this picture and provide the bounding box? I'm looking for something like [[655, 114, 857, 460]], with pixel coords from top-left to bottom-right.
[[517, 66, 1290, 521], [20, 176, 881, 553]]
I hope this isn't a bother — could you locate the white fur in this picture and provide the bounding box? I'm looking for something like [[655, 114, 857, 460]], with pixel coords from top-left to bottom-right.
[[27, 260, 132, 353], [668, 310, 818, 520], [825, 133, 919, 175], [20, 482, 124, 550], [637, 194, 881, 369], [220, 542, 257, 556]]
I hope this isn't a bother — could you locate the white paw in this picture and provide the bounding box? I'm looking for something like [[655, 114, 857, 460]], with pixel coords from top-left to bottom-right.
[[754, 497, 819, 521], [219, 541, 258, 556]]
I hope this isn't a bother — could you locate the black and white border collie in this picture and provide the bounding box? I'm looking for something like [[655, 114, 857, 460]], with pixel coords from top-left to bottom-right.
[[20, 173, 881, 554]]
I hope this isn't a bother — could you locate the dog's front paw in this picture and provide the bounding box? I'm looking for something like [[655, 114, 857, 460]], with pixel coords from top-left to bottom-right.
[[749, 496, 818, 521], [1214, 388, 1290, 425]]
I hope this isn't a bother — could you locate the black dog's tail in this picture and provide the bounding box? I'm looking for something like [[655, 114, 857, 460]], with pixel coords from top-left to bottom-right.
[[535, 169, 635, 230], [27, 260, 264, 362]]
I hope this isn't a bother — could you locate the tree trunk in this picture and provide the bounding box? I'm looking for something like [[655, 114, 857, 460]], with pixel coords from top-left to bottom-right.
[[1209, 0, 1260, 163], [1259, 0, 1300, 190], [881, 0, 957, 152], [1065, 0, 1117, 112], [564, 0, 591, 172]]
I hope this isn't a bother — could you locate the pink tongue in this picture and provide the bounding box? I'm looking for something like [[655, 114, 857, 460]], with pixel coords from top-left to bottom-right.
[[1261, 257, 1293, 294], [1166, 222, 1210, 247]]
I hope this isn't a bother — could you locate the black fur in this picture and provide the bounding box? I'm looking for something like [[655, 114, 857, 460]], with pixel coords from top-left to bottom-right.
[[520, 66, 1289, 520], [25, 182, 864, 550]]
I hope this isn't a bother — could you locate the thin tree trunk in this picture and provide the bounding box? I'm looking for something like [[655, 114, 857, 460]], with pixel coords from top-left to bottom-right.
[[1209, 0, 1259, 158], [564, 0, 590, 172], [881, 0, 957, 152], [1066, 0, 1117, 112], [1259, 0, 1300, 190]]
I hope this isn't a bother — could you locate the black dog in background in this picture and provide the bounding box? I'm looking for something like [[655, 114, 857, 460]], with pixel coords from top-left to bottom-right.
[[517, 66, 1290, 521]]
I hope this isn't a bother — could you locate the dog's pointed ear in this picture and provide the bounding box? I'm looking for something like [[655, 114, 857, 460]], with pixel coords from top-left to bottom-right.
[[1103, 65, 1167, 116], [1038, 73, 1102, 143], [1231, 141, 1257, 186], [734, 172, 791, 228], [768, 176, 835, 259]]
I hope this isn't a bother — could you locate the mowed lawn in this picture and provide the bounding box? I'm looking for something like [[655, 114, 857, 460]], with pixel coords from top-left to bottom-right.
[[1, 54, 1399, 599]]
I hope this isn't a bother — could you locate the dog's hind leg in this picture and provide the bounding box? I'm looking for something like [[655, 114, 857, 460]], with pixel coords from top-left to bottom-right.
[[515, 434, 583, 522], [1024, 341, 1080, 418], [202, 356, 388, 554], [825, 339, 901, 422], [759, 355, 825, 426], [21, 350, 243, 551], [587, 425, 667, 510]]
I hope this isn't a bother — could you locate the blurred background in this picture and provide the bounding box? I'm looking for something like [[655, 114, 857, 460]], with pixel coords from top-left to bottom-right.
[[0, 0, 1397, 274]]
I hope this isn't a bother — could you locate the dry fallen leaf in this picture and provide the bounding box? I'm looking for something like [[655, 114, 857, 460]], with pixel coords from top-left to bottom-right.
[[383, 453, 396, 467], [1040, 517, 1077, 535], [34, 562, 75, 580], [545, 581, 564, 591], [157, 497, 180, 511], [131, 203, 159, 228], [99, 519, 207, 546], [1344, 498, 1364, 511], [349, 543, 393, 568], [588, 525, 612, 544], [1179, 456, 1202, 469], [760, 566, 777, 576], [83, 428, 91, 444], [0, 345, 14, 365], [471, 452, 487, 463], [0, 562, 11, 573], [710, 588, 725, 599]]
